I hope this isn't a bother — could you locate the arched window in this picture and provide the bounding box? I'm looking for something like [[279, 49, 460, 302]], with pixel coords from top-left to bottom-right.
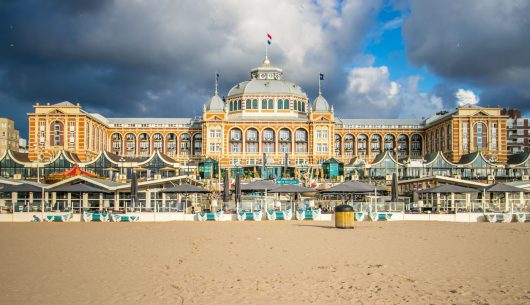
[[344, 134, 355, 156], [277, 99, 283, 110], [139, 133, 150, 156], [357, 134, 368, 156], [268, 99, 273, 109], [111, 133, 122, 154], [411, 134, 422, 157], [193, 134, 202, 156], [397, 134, 409, 158], [166, 133, 177, 156], [279, 129, 291, 153], [125, 133, 136, 156], [283, 99, 289, 109], [246, 129, 259, 153], [334, 134, 341, 156], [237, 100, 242, 110], [370, 134, 382, 158], [229, 129, 242, 153], [301, 102, 305, 112], [252, 99, 258, 109], [384, 134, 395, 151], [153, 133, 163, 151], [49, 121, 64, 147], [295, 129, 308, 153], [262, 99, 268, 109], [293, 100, 298, 111], [180, 133, 190, 156], [246, 99, 251, 109], [229, 101, 234, 111], [262, 129, 275, 153]]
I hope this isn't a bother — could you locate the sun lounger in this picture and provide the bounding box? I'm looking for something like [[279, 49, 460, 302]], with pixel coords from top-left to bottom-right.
[[266, 210, 291, 221], [111, 214, 139, 222], [83, 211, 110, 222], [295, 209, 321, 220], [237, 210, 262, 221], [45, 213, 73, 222], [354, 212, 365, 222], [197, 211, 223, 221], [484, 213, 512, 223], [514, 213, 527, 223], [369, 212, 392, 221]]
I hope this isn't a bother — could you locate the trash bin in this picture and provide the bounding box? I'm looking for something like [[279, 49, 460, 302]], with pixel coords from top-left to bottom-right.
[[335, 204, 354, 229]]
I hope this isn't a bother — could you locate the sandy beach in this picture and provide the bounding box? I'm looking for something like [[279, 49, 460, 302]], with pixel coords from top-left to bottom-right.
[[0, 221, 529, 305]]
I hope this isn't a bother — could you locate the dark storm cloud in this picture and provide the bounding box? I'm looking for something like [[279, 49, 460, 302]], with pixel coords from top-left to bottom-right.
[[402, 0, 530, 111], [0, 0, 380, 137]]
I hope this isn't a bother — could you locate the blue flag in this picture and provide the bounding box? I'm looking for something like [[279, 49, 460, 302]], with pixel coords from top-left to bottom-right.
[[320, 73, 324, 80]]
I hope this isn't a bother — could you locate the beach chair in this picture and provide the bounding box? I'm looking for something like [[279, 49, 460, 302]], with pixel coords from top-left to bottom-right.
[[354, 212, 365, 222], [214, 211, 223, 221], [82, 211, 93, 222], [295, 210, 305, 220], [369, 212, 392, 221], [498, 213, 513, 223], [514, 213, 527, 223], [266, 210, 276, 221], [197, 213, 208, 221], [484, 213, 497, 223], [283, 210, 293, 220], [111, 214, 138, 222], [253, 210, 263, 221], [45, 213, 73, 222]]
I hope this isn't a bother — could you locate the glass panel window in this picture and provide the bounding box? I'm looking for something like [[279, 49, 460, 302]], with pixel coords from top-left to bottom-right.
[[277, 99, 283, 110], [462, 122, 468, 151], [491, 123, 497, 150], [246, 99, 251, 109]]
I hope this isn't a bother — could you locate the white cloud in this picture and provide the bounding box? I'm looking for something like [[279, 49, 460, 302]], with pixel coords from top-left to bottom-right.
[[339, 66, 443, 118], [455, 89, 479, 106]]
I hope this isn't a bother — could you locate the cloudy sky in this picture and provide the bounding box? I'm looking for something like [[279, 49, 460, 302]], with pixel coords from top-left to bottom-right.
[[1, 0, 529, 137]]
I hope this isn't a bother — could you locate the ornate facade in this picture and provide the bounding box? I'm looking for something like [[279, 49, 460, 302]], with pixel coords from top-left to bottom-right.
[[26, 57, 509, 175]]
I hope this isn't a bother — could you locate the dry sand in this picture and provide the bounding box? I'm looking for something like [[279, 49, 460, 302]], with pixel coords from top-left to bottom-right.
[[0, 221, 529, 305]]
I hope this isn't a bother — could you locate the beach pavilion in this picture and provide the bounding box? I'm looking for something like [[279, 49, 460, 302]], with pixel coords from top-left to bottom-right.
[[420, 184, 479, 213], [481, 183, 530, 213], [162, 183, 210, 213], [50, 183, 112, 212], [0, 181, 48, 212], [268, 184, 316, 210]]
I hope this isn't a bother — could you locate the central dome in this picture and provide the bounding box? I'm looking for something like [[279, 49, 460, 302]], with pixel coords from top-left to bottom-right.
[[227, 56, 307, 98]]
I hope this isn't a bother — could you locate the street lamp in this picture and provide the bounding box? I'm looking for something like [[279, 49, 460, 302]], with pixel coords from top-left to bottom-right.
[[119, 157, 126, 181]]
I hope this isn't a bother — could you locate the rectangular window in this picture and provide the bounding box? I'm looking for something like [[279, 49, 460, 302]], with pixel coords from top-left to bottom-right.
[[69, 122, 75, 147], [295, 143, 307, 153], [477, 123, 483, 148]]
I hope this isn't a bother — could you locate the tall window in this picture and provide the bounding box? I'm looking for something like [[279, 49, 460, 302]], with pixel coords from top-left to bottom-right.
[[262, 99, 268, 109], [491, 123, 497, 150], [180, 133, 190, 156], [283, 99, 289, 109], [229, 101, 234, 111], [277, 99, 283, 110], [246, 129, 259, 153], [279, 129, 291, 153], [262, 129, 275, 153], [229, 129, 242, 153], [463, 122, 468, 151], [69, 122, 75, 148], [39, 122, 45, 146], [475, 122, 487, 149], [246, 99, 251, 109], [252, 99, 258, 109], [295, 129, 308, 152]]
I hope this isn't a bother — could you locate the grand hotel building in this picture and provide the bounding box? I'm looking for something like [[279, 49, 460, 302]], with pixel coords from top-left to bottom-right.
[[24, 56, 511, 178]]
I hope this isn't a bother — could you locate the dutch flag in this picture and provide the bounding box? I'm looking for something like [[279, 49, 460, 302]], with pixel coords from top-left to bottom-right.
[[267, 33, 272, 45]]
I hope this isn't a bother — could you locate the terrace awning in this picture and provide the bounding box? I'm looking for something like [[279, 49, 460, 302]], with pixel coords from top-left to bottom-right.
[[51, 183, 111, 193], [0, 183, 44, 193], [162, 184, 209, 194], [420, 184, 479, 194], [319, 181, 375, 193], [481, 183, 530, 193], [240, 180, 278, 192], [268, 184, 315, 194]]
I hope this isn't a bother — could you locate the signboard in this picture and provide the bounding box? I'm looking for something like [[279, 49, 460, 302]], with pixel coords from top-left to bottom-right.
[[276, 178, 300, 185], [329, 163, 339, 178]]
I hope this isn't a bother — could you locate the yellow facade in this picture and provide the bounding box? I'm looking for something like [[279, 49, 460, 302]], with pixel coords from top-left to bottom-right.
[[25, 59, 508, 166]]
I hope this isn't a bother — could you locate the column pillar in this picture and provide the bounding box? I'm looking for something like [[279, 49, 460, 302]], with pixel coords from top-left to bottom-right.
[[145, 191, 151, 209], [67, 193, 72, 210], [98, 193, 103, 210], [114, 192, 119, 211], [82, 193, 89, 208], [51, 192, 57, 209]]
